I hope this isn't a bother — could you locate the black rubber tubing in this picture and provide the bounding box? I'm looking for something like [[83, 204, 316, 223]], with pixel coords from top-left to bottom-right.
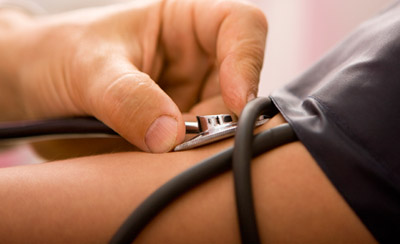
[[110, 123, 297, 244], [0, 117, 116, 139], [233, 97, 279, 244]]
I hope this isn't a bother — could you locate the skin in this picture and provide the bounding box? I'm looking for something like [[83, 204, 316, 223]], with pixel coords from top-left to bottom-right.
[[0, 114, 377, 243], [0, 0, 267, 153], [0, 1, 378, 243]]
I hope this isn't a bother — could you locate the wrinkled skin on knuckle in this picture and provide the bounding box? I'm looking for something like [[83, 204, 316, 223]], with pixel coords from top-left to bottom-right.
[[99, 72, 158, 137], [69, 37, 134, 116], [235, 41, 265, 71], [68, 6, 160, 115]]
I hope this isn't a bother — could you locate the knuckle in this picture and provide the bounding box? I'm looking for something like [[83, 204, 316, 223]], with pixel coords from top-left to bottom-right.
[[103, 72, 153, 106], [98, 72, 160, 141], [235, 43, 265, 72], [238, 55, 263, 85], [101, 72, 155, 120]]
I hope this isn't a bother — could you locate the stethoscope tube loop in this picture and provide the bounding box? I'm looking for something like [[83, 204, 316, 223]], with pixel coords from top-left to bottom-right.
[[110, 97, 297, 244], [233, 97, 278, 244]]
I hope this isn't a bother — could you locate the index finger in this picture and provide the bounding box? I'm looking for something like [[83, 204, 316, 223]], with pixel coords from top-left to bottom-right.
[[193, 0, 268, 115]]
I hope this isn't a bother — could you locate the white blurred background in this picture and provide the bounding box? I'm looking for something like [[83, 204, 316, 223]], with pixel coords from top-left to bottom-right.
[[0, 0, 394, 166]]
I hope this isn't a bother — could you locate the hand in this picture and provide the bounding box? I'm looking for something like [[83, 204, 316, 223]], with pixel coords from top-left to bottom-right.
[[31, 96, 232, 161], [0, 0, 268, 152]]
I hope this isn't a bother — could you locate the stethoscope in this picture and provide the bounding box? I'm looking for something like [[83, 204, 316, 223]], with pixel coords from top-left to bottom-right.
[[0, 111, 268, 151], [0, 97, 298, 244]]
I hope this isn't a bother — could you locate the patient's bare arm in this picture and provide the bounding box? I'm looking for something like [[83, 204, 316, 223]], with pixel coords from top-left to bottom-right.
[[0, 115, 376, 244]]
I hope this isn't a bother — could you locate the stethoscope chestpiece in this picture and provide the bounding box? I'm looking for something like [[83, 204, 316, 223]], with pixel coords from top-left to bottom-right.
[[174, 114, 268, 151]]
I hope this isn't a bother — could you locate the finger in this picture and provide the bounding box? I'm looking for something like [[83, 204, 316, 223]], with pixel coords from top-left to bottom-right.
[[194, 0, 268, 115], [80, 56, 185, 153]]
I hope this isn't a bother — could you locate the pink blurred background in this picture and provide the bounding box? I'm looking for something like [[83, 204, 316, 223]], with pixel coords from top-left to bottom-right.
[[255, 0, 392, 94], [0, 0, 393, 167]]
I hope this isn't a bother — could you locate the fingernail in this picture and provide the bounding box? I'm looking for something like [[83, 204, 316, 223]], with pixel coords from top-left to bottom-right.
[[247, 93, 256, 102], [145, 115, 178, 153]]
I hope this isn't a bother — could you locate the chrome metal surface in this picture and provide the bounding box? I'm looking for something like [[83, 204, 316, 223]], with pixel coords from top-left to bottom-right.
[[176, 114, 268, 151]]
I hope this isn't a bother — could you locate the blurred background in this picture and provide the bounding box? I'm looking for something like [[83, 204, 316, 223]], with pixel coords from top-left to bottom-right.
[[0, 0, 394, 167], [22, 0, 393, 93], [255, 0, 393, 94]]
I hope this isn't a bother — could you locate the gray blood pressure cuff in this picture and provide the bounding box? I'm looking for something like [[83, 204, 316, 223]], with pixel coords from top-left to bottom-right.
[[271, 1, 400, 243]]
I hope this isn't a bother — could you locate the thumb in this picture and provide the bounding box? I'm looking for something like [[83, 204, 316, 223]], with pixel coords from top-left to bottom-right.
[[83, 58, 185, 153]]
